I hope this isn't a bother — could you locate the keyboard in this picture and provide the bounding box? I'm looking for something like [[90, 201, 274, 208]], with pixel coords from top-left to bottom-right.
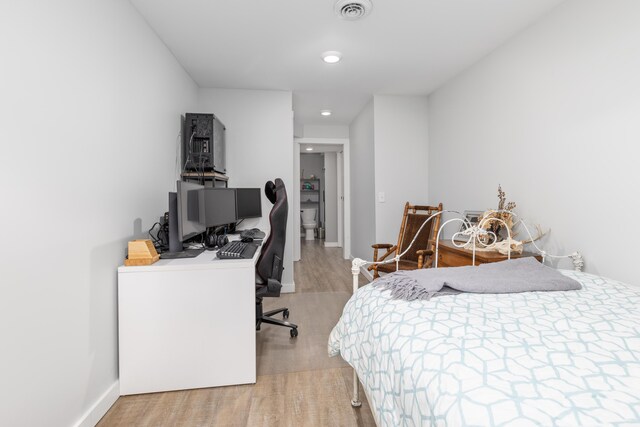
[[240, 228, 265, 240], [216, 241, 258, 259]]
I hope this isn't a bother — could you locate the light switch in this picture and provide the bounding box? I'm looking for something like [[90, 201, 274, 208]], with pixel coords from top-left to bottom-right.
[[378, 192, 385, 203]]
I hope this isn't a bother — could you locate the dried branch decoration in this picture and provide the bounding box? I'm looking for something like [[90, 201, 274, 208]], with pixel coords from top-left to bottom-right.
[[497, 185, 516, 212], [480, 185, 517, 242]]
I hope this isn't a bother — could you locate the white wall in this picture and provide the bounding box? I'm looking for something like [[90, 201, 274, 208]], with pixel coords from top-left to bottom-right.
[[303, 124, 350, 139], [300, 153, 325, 229], [0, 1, 198, 426], [373, 95, 430, 245], [428, 0, 640, 283], [324, 153, 339, 243], [349, 101, 376, 259], [198, 89, 295, 288]]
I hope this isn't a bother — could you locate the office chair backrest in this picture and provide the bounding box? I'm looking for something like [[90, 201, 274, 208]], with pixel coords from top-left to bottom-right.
[[256, 178, 288, 284]]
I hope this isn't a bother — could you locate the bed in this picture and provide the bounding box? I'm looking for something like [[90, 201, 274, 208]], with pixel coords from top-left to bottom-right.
[[329, 212, 640, 426]]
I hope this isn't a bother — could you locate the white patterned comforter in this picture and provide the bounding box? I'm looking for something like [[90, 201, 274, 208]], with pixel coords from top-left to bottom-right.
[[329, 270, 640, 426]]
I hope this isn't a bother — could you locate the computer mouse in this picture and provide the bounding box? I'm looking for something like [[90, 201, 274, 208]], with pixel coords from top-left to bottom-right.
[[241, 237, 254, 243]]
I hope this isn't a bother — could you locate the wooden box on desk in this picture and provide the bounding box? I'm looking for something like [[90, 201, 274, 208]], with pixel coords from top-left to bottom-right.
[[124, 239, 160, 266], [435, 240, 542, 267]]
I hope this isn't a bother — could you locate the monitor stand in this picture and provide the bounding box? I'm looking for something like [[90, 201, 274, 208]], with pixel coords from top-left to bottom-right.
[[160, 248, 204, 259]]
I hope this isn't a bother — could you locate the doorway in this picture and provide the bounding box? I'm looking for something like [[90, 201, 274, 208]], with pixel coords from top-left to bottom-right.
[[293, 138, 350, 261]]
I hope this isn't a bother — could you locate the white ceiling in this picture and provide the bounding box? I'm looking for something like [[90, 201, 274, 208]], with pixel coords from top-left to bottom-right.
[[131, 0, 564, 126]]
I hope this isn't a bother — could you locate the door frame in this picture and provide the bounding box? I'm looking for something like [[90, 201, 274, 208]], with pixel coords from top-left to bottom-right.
[[293, 137, 351, 260], [336, 150, 344, 248]]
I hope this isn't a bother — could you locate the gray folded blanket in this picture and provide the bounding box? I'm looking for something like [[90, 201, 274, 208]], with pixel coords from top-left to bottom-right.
[[372, 257, 582, 301]]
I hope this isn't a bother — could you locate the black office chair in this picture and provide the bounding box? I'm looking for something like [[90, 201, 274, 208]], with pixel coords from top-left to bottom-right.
[[255, 178, 298, 338]]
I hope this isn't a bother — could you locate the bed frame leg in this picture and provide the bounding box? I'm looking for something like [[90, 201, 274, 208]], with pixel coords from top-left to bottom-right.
[[350, 258, 367, 408], [351, 368, 362, 407]]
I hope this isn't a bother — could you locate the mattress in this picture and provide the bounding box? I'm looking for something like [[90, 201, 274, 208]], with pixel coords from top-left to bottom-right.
[[328, 270, 640, 426]]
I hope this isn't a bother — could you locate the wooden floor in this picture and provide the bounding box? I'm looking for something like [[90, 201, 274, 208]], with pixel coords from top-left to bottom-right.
[[98, 240, 376, 427]]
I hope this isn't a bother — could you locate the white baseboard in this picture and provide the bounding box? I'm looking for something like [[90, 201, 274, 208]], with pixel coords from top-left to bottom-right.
[[74, 381, 119, 427], [324, 241, 340, 247], [281, 281, 295, 293], [360, 266, 374, 282]]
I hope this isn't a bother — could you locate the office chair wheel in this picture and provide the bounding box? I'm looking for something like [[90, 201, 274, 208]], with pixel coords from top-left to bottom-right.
[[290, 328, 298, 338], [283, 309, 289, 319]]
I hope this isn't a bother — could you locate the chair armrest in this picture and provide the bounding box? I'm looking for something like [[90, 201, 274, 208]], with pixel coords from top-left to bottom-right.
[[372, 243, 395, 263], [415, 249, 433, 256], [416, 249, 434, 269], [371, 243, 394, 249], [257, 278, 282, 298], [267, 278, 282, 295], [369, 246, 397, 271]]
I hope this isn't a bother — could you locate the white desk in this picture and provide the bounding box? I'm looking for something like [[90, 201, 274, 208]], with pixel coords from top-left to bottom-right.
[[117, 243, 260, 395]]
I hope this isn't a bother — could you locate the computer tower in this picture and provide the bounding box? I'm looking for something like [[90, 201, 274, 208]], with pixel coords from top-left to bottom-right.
[[183, 113, 226, 173]]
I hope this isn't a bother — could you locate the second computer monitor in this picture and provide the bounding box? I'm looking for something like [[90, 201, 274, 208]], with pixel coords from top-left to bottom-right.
[[176, 181, 206, 241], [199, 188, 237, 227], [236, 188, 262, 219]]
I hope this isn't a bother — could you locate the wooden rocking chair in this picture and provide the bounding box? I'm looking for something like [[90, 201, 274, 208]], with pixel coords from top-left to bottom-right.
[[369, 202, 443, 279]]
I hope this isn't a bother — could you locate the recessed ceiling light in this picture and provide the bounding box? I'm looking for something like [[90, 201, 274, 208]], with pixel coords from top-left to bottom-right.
[[306, 147, 314, 151], [320, 110, 332, 116], [322, 51, 342, 64]]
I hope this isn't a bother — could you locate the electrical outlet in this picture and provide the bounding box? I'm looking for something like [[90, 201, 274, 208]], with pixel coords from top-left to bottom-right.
[[378, 192, 385, 203]]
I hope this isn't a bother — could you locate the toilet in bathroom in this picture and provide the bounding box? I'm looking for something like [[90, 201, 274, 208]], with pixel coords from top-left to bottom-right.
[[300, 208, 317, 241]]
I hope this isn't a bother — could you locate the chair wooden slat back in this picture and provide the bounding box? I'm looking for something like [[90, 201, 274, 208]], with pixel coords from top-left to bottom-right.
[[396, 204, 442, 263]]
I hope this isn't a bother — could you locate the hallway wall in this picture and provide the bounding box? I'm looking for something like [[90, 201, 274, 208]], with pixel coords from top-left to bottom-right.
[[0, 1, 199, 425], [348, 101, 376, 260]]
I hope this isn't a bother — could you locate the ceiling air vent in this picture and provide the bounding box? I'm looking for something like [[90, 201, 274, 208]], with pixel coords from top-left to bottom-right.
[[335, 0, 373, 21]]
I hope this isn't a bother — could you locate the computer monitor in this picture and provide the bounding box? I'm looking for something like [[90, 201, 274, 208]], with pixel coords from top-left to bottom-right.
[[235, 188, 262, 219], [199, 188, 237, 227], [177, 181, 206, 241]]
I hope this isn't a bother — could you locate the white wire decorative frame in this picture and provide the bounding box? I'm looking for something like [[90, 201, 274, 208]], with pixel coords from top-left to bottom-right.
[[347, 209, 584, 407]]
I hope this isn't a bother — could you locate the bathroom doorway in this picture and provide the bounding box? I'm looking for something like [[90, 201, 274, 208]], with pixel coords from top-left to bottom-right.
[[300, 152, 324, 243], [293, 138, 350, 261]]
